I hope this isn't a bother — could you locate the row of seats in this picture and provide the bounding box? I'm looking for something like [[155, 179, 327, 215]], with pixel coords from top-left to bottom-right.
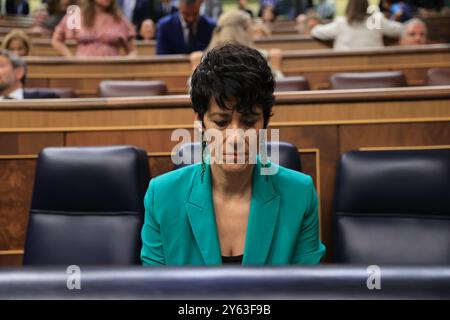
[[23, 144, 450, 266], [22, 68, 450, 99]]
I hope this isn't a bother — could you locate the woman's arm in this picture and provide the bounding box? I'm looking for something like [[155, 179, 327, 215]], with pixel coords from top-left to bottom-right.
[[310, 19, 339, 41], [141, 179, 166, 266], [51, 15, 73, 58], [292, 177, 326, 264], [125, 39, 137, 57], [380, 14, 404, 38]]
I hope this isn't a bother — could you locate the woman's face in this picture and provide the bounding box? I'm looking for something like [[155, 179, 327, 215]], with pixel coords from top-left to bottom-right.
[[8, 38, 28, 57], [201, 98, 265, 174]]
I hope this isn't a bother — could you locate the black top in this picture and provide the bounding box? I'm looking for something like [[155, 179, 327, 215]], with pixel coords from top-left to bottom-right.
[[221, 255, 243, 264]]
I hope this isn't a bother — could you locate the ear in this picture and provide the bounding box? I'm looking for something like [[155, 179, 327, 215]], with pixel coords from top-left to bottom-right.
[[14, 67, 25, 84]]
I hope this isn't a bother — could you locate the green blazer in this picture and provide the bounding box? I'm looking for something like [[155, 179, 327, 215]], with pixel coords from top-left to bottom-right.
[[141, 158, 326, 265]]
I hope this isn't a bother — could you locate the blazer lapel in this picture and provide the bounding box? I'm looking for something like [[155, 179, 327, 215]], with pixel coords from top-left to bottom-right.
[[243, 159, 280, 265], [185, 162, 222, 265]]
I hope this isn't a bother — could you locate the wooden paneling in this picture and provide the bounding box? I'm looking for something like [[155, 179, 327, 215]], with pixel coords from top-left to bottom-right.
[[0, 159, 35, 251], [0, 88, 449, 265], [23, 44, 450, 96]]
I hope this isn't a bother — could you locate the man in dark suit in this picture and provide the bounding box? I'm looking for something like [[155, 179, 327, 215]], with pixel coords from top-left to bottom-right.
[[156, 0, 216, 55], [0, 50, 58, 99], [6, 0, 30, 15]]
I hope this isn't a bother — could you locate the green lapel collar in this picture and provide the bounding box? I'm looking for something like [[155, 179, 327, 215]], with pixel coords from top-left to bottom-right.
[[185, 158, 280, 265], [242, 159, 280, 265], [185, 160, 222, 265]]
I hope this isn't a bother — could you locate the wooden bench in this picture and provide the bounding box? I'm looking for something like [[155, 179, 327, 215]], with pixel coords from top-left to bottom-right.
[[1, 86, 449, 266], [24, 44, 450, 96]]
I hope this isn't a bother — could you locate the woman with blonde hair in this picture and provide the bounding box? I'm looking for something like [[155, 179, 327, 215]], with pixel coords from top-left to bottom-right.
[[52, 0, 136, 57], [311, 0, 404, 50], [191, 10, 283, 78], [2, 29, 32, 57]]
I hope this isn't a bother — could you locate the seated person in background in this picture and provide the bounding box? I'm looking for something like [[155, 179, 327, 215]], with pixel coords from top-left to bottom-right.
[[138, 18, 156, 40], [260, 4, 277, 23], [141, 43, 326, 266], [190, 10, 283, 79], [252, 18, 271, 39], [311, 0, 404, 50], [6, 0, 30, 15], [0, 50, 58, 99], [2, 30, 32, 57], [52, 0, 137, 57], [399, 18, 428, 45], [201, 0, 222, 21], [28, 4, 52, 37], [239, 0, 254, 18], [43, 0, 76, 34], [151, 0, 179, 23], [156, 0, 216, 55], [386, 0, 413, 22], [296, 11, 322, 35]]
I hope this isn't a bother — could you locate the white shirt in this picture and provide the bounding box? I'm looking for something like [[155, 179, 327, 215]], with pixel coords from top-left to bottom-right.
[[311, 14, 404, 50], [178, 13, 198, 45], [0, 88, 24, 100]]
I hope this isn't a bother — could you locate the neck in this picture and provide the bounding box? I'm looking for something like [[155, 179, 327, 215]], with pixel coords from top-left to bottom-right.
[[1, 83, 21, 97], [210, 163, 254, 198], [95, 4, 108, 14]]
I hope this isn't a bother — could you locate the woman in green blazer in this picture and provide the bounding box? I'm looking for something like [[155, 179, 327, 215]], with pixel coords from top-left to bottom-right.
[[141, 43, 326, 266]]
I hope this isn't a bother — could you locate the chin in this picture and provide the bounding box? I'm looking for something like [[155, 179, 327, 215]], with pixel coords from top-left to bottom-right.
[[217, 162, 252, 174]]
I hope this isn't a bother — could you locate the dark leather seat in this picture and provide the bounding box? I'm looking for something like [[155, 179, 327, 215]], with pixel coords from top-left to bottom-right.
[[23, 88, 75, 98], [333, 149, 450, 264], [172, 141, 302, 172], [330, 71, 407, 90], [1, 266, 450, 299], [427, 68, 450, 86], [99, 80, 168, 97], [275, 76, 310, 91], [23, 146, 151, 265]]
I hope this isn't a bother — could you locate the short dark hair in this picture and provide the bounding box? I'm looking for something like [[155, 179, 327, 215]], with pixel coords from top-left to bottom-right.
[[190, 43, 275, 128]]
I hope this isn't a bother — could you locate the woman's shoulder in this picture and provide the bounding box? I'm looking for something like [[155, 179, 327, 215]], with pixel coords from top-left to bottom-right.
[[270, 163, 314, 190], [150, 163, 201, 191]]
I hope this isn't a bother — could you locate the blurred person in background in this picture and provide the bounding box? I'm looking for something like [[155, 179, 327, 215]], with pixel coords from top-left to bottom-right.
[[296, 10, 322, 35], [6, 0, 30, 15], [399, 17, 427, 45], [311, 0, 403, 50], [2, 29, 32, 56], [190, 10, 284, 79], [238, 0, 254, 18], [156, 0, 215, 54], [52, 0, 137, 57], [138, 17, 155, 40]]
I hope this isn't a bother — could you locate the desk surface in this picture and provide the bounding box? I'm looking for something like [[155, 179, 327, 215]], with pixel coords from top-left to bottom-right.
[[0, 265, 449, 299]]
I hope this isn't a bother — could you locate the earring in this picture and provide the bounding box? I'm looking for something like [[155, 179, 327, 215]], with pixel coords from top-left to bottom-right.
[[201, 125, 206, 183]]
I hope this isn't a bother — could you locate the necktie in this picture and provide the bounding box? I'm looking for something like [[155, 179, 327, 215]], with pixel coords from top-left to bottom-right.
[[187, 24, 195, 53]]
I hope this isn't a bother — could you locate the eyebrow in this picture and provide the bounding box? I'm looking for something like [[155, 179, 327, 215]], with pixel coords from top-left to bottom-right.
[[208, 112, 262, 117]]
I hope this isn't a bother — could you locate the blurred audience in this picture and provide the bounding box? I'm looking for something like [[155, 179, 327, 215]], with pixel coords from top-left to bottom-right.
[[6, 0, 30, 15], [44, 0, 77, 33], [311, 0, 404, 50], [238, 0, 254, 18], [252, 18, 271, 39], [139, 18, 156, 40], [156, 0, 215, 54], [190, 10, 283, 79], [0, 50, 58, 99], [2, 29, 32, 57], [52, 0, 137, 57], [399, 17, 428, 45], [150, 0, 179, 22], [260, 4, 277, 23], [296, 10, 322, 35], [201, 0, 222, 20]]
